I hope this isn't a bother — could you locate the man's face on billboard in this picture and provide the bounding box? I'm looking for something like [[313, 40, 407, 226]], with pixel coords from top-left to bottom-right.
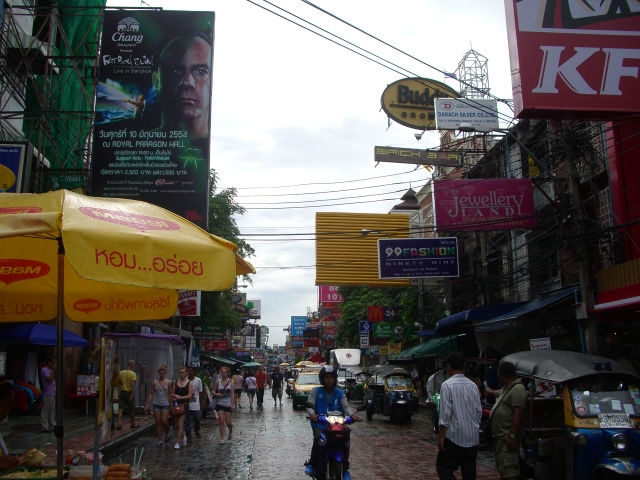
[[162, 36, 211, 127]]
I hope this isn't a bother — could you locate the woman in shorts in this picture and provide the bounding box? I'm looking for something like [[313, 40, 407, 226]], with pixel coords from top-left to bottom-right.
[[144, 365, 172, 447], [213, 366, 233, 444], [170, 366, 193, 450], [231, 369, 244, 409]]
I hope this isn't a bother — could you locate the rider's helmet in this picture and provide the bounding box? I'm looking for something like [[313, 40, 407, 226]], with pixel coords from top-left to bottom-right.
[[318, 366, 338, 386]]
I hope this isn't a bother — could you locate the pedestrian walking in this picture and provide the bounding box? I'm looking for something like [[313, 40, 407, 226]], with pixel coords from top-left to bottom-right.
[[212, 366, 233, 444], [255, 366, 267, 408], [486, 361, 526, 480], [143, 364, 172, 447], [270, 366, 284, 406], [117, 359, 139, 430], [412, 364, 421, 392], [170, 366, 193, 450], [245, 370, 257, 410], [185, 366, 204, 440], [40, 358, 56, 433], [231, 369, 244, 409], [436, 351, 482, 480]]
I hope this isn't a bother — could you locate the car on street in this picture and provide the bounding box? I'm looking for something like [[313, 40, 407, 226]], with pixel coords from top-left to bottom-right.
[[292, 372, 321, 409]]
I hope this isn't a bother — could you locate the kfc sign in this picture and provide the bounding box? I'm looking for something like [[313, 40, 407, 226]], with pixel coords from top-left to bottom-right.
[[504, 0, 640, 119]]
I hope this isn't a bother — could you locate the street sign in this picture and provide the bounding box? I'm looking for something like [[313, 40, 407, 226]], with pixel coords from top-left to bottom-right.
[[359, 321, 373, 334], [360, 335, 370, 348], [373, 323, 400, 339], [203, 324, 225, 337]]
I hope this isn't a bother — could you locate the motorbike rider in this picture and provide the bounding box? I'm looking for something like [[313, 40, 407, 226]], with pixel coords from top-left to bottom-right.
[[305, 365, 359, 480]]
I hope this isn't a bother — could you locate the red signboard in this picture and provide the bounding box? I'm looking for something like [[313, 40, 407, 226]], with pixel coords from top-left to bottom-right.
[[433, 179, 536, 230], [205, 338, 228, 351], [367, 306, 384, 322], [319, 286, 344, 303], [504, 0, 640, 119], [304, 338, 320, 347]]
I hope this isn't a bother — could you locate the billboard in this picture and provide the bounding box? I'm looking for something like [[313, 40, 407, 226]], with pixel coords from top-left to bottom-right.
[[504, 0, 640, 119], [318, 285, 343, 303], [378, 238, 459, 279], [434, 99, 499, 131], [291, 316, 307, 336], [90, 11, 215, 228], [380, 78, 459, 130], [433, 179, 536, 230], [0, 143, 32, 193], [177, 289, 200, 316], [374, 146, 461, 167]]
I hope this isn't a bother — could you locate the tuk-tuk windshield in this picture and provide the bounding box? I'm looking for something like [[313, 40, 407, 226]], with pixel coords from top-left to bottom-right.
[[386, 376, 413, 389], [570, 378, 640, 417]]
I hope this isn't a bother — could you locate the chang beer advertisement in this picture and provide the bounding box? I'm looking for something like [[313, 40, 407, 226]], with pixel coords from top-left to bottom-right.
[[91, 11, 215, 229]]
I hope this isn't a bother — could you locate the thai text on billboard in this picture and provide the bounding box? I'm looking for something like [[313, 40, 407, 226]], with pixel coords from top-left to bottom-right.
[[433, 179, 536, 230], [504, 0, 640, 119], [291, 316, 307, 336], [91, 11, 215, 228]]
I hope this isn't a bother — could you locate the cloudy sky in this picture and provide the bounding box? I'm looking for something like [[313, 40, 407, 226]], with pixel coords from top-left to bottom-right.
[[109, 0, 516, 346]]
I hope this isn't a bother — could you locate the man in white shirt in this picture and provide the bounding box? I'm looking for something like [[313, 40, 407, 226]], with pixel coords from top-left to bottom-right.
[[185, 366, 204, 440], [437, 351, 482, 480]]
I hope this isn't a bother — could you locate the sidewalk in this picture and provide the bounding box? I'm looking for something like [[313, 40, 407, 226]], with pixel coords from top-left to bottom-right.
[[1, 407, 156, 466]]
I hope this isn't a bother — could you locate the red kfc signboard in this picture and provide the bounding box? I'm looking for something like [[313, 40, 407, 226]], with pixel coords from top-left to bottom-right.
[[434, 179, 536, 230], [504, 0, 640, 119], [205, 338, 228, 351]]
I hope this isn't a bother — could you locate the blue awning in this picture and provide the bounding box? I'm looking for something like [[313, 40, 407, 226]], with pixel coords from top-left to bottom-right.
[[474, 286, 580, 332], [436, 302, 527, 332], [417, 329, 439, 337]]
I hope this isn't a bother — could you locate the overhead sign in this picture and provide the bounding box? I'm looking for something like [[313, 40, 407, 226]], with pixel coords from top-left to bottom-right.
[[177, 289, 200, 316], [380, 77, 460, 130], [433, 179, 536, 230], [291, 316, 307, 336], [91, 11, 215, 228], [434, 98, 499, 131], [378, 238, 459, 279], [0, 143, 31, 193], [374, 146, 461, 167], [359, 321, 373, 334], [367, 305, 400, 322], [504, 0, 640, 119]]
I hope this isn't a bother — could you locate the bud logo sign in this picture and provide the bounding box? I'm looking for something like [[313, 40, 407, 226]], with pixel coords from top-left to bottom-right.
[[0, 259, 50, 285], [504, 0, 640, 118], [505, 0, 640, 120], [377, 238, 459, 279]]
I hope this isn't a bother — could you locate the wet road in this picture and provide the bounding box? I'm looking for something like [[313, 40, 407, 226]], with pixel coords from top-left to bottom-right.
[[104, 392, 498, 479]]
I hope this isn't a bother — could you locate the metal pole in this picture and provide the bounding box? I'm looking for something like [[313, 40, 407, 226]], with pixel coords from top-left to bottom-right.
[[93, 325, 100, 480], [56, 238, 64, 480], [418, 279, 425, 343]]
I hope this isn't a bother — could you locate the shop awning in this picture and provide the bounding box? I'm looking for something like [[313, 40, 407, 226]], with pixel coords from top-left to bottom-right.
[[389, 335, 460, 361], [593, 283, 640, 313], [200, 354, 238, 366], [436, 302, 527, 333], [473, 285, 580, 332]]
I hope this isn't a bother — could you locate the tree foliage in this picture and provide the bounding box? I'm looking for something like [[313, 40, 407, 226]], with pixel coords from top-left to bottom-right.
[[335, 285, 448, 349]]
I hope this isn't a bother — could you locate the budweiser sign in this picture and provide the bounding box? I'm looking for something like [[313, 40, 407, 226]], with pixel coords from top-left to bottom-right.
[[504, 0, 640, 119], [433, 179, 536, 230]]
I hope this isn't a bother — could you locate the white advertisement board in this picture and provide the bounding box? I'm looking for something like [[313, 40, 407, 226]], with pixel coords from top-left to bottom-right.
[[435, 98, 499, 131]]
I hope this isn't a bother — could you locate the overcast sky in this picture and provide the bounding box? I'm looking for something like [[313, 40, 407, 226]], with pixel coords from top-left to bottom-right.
[[108, 0, 515, 347]]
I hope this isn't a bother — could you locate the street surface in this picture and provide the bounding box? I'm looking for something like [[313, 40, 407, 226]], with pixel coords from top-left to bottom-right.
[[104, 392, 498, 479]]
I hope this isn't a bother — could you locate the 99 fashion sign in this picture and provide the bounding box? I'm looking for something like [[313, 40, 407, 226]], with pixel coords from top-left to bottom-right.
[[378, 238, 459, 279], [90, 11, 215, 229]]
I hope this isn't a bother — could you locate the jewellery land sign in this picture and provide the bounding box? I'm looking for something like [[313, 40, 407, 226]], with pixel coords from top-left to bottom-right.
[[377, 238, 459, 279], [504, 0, 640, 119], [91, 11, 215, 229], [380, 78, 459, 130], [434, 99, 499, 131], [433, 179, 536, 231], [374, 146, 461, 167]]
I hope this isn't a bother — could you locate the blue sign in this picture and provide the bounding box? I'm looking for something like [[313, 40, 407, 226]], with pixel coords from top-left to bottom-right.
[[378, 237, 459, 279], [359, 321, 373, 334], [291, 316, 307, 336], [0, 145, 26, 192]]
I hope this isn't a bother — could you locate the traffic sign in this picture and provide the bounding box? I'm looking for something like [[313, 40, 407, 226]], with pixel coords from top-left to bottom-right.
[[359, 321, 373, 334], [394, 325, 404, 336]]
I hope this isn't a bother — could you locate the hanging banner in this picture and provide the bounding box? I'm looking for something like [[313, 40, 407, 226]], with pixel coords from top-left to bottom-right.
[[177, 290, 201, 316], [91, 11, 215, 229]]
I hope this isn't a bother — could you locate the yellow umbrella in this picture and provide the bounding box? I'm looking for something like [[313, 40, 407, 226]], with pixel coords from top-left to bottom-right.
[[295, 361, 314, 368], [0, 190, 255, 472]]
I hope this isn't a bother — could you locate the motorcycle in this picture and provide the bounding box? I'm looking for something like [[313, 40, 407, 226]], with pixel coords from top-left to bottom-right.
[[304, 401, 362, 480], [286, 378, 295, 398]]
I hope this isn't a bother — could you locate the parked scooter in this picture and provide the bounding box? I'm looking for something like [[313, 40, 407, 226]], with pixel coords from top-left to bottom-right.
[[304, 401, 362, 480]]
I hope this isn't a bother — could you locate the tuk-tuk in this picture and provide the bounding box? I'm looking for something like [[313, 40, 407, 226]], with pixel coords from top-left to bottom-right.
[[363, 365, 419, 424], [350, 370, 370, 403], [502, 350, 640, 480]]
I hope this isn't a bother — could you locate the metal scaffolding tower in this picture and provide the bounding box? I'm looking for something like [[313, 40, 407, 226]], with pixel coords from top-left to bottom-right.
[[0, 0, 104, 192], [455, 48, 490, 99]]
